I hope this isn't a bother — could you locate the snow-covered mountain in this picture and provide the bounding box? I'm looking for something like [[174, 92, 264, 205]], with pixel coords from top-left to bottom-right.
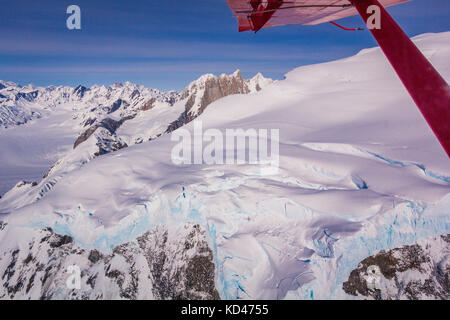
[[0, 71, 272, 197], [0, 32, 449, 300], [0, 80, 179, 129], [0, 71, 269, 132]]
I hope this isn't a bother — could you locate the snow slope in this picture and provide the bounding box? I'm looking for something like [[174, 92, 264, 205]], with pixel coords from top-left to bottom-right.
[[0, 32, 449, 300], [0, 72, 271, 196]]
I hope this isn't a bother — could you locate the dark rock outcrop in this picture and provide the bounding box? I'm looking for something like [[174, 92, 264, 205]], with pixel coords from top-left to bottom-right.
[[73, 85, 89, 99], [0, 224, 220, 300], [167, 71, 250, 133], [73, 115, 135, 152], [15, 91, 39, 102], [108, 99, 129, 114], [343, 234, 450, 300]]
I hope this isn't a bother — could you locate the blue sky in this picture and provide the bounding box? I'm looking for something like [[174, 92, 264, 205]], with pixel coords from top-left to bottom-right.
[[0, 0, 449, 91]]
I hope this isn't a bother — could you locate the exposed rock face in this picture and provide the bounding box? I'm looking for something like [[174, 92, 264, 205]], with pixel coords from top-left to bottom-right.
[[182, 70, 250, 114], [108, 99, 129, 114], [0, 224, 220, 300], [92, 128, 129, 157], [15, 181, 38, 188], [166, 70, 272, 132], [15, 91, 39, 102], [137, 224, 220, 300], [343, 234, 450, 300], [73, 125, 99, 149], [73, 116, 134, 154], [73, 85, 89, 99], [139, 97, 157, 112]]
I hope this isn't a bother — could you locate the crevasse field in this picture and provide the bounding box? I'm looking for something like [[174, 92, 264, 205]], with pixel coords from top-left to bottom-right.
[[0, 32, 449, 300]]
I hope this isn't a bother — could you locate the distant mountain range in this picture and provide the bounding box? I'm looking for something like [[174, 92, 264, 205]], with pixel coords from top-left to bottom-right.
[[0, 70, 271, 131]]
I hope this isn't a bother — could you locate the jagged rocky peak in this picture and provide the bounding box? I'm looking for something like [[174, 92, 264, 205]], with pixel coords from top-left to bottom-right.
[[73, 85, 89, 98], [15, 90, 39, 102], [0, 223, 220, 300], [108, 98, 129, 114], [180, 69, 272, 117], [164, 70, 272, 133], [0, 80, 17, 88], [247, 72, 274, 92]]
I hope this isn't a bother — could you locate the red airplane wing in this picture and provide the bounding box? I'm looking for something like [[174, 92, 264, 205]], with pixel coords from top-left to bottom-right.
[[226, 0, 450, 157], [226, 0, 410, 32]]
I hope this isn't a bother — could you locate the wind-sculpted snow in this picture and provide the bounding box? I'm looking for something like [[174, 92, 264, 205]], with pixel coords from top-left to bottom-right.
[[0, 32, 449, 300]]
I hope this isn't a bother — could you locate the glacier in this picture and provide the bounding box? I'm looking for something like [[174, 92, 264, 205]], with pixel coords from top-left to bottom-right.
[[0, 32, 449, 300]]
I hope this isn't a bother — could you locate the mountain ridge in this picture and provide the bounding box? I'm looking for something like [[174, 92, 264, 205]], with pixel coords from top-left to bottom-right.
[[0, 71, 272, 130]]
